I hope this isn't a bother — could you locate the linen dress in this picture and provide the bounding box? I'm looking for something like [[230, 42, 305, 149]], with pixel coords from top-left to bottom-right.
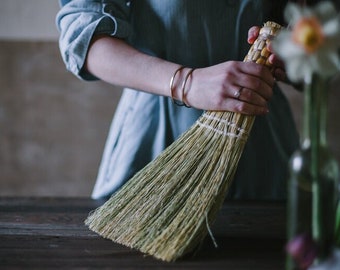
[[56, 0, 299, 200]]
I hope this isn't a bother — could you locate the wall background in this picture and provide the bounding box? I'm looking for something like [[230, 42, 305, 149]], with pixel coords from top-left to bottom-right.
[[0, 0, 60, 41], [0, 1, 339, 197], [0, 0, 122, 196]]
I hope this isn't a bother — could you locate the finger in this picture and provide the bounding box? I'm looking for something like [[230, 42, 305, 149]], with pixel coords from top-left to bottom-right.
[[235, 87, 268, 107], [224, 98, 269, 115], [267, 54, 287, 81], [268, 54, 285, 69], [234, 65, 274, 100], [247, 26, 260, 44], [273, 68, 286, 81], [237, 62, 275, 88]]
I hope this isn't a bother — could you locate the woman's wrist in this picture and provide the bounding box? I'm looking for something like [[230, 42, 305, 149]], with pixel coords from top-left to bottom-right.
[[169, 66, 195, 107]]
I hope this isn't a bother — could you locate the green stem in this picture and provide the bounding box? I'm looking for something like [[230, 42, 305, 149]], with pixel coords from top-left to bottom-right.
[[309, 74, 336, 260], [310, 76, 320, 240]]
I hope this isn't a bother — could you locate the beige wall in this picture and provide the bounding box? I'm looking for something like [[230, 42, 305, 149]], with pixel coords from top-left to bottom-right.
[[0, 1, 123, 196], [0, 0, 60, 41], [0, 41, 122, 197]]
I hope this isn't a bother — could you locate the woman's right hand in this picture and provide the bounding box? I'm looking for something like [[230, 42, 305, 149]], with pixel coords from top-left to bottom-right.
[[182, 61, 275, 115]]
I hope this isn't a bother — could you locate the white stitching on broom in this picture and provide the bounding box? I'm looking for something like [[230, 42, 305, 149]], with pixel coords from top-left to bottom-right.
[[201, 114, 247, 132], [197, 122, 242, 138], [197, 113, 249, 138]]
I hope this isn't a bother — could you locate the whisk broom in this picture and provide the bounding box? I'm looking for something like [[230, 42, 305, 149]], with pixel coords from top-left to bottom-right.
[[85, 21, 282, 262]]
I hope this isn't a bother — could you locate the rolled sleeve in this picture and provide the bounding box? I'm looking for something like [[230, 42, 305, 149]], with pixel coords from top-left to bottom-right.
[[56, 0, 132, 80]]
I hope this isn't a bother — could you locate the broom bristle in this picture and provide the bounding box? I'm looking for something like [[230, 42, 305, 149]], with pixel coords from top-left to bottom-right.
[[85, 21, 282, 262]]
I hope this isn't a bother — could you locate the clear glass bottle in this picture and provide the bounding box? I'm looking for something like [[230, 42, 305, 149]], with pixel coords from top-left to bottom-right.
[[286, 74, 339, 270]]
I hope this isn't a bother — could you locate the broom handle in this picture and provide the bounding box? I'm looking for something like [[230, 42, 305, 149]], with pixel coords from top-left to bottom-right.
[[202, 21, 283, 138], [243, 21, 282, 67]]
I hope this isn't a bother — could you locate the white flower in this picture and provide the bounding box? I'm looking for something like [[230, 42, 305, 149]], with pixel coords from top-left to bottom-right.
[[272, 1, 340, 83]]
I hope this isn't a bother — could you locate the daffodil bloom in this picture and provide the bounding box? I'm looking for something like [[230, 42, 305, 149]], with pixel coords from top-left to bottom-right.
[[292, 16, 324, 54], [272, 1, 340, 83]]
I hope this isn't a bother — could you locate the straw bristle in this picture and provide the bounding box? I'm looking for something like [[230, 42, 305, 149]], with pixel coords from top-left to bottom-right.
[[85, 21, 282, 262]]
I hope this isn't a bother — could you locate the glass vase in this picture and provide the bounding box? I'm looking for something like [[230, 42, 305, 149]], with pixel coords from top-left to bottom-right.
[[286, 74, 339, 270]]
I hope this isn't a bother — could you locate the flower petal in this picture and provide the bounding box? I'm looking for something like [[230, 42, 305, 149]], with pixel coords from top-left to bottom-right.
[[286, 233, 317, 270], [313, 50, 340, 77], [284, 3, 304, 25], [286, 55, 312, 82], [323, 16, 340, 41], [314, 1, 338, 23], [273, 32, 304, 58]]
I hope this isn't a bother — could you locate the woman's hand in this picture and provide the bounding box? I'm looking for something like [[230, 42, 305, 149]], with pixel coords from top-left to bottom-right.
[[182, 26, 286, 115], [185, 61, 274, 115]]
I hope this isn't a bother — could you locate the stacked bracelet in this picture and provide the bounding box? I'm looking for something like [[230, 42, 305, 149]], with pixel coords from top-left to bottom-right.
[[169, 66, 194, 108], [181, 68, 195, 108], [169, 66, 185, 106]]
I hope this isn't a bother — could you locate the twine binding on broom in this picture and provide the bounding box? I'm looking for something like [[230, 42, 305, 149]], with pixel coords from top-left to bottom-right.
[[85, 21, 282, 262], [197, 112, 249, 138]]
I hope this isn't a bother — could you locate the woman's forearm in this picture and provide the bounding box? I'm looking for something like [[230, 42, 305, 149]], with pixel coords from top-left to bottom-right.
[[85, 35, 183, 98]]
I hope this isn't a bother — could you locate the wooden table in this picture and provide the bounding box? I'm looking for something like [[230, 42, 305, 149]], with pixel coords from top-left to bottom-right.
[[0, 197, 286, 269]]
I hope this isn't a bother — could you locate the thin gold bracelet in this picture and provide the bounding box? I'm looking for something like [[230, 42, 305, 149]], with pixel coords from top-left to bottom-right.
[[169, 66, 185, 106], [181, 68, 195, 108]]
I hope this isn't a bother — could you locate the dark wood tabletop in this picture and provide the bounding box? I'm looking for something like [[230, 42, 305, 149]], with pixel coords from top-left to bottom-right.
[[0, 197, 286, 269]]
